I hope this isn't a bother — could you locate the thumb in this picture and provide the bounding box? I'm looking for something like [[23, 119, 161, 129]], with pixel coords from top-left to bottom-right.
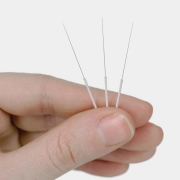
[[0, 108, 135, 180]]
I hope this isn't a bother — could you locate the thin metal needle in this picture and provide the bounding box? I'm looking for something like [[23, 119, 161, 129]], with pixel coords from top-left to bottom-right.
[[102, 18, 108, 107], [63, 24, 85, 78], [63, 23, 97, 108], [122, 22, 133, 80], [116, 23, 134, 108]]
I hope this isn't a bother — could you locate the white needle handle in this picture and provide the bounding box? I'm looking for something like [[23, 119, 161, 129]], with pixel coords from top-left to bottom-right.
[[116, 79, 123, 108], [83, 78, 97, 108]]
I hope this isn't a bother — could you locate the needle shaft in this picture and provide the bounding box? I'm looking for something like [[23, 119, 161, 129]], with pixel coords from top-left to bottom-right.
[[116, 23, 134, 108], [102, 18, 108, 107], [63, 23, 97, 108]]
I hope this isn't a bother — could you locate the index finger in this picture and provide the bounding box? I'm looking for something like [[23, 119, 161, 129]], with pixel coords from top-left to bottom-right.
[[0, 73, 152, 127]]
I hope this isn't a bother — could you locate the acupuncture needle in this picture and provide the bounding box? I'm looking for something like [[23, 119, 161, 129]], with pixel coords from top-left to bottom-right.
[[116, 22, 134, 108], [63, 23, 97, 109], [102, 18, 108, 107]]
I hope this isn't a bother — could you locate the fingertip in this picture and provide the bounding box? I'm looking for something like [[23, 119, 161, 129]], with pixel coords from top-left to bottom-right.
[[141, 100, 153, 121], [122, 122, 164, 151], [133, 99, 154, 127], [148, 123, 164, 148], [143, 100, 153, 119], [154, 125, 164, 147]]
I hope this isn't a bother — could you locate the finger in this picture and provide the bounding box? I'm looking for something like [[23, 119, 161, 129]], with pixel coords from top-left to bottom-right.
[[19, 131, 44, 145], [77, 160, 129, 177], [0, 109, 11, 138], [0, 129, 20, 152], [18, 122, 163, 154], [122, 123, 163, 151], [0, 107, 135, 179], [12, 115, 64, 132], [0, 73, 152, 128], [0, 109, 20, 152], [99, 149, 156, 164]]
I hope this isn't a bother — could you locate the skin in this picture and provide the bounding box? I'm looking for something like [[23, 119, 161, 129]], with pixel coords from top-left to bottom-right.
[[0, 73, 163, 180]]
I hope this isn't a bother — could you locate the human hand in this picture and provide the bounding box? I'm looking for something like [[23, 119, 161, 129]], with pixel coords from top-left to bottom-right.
[[0, 73, 163, 180]]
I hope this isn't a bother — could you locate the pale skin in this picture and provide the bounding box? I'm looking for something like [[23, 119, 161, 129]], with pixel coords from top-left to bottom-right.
[[0, 73, 163, 180]]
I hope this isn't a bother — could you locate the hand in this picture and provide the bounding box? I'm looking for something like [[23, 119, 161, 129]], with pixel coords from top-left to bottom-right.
[[0, 73, 163, 180]]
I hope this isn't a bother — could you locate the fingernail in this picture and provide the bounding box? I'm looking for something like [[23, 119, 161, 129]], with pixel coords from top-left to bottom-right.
[[98, 114, 134, 146]]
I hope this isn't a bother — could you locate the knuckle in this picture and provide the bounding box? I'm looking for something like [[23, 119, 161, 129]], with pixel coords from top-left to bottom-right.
[[39, 75, 55, 114], [57, 133, 79, 167], [46, 132, 80, 173]]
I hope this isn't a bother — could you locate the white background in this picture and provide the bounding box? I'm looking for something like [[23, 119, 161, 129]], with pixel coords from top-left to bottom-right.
[[0, 0, 179, 179]]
